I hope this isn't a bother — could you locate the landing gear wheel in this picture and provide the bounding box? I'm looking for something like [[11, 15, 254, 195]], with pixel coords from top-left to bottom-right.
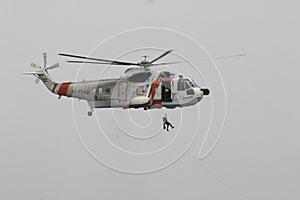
[[87, 108, 94, 116]]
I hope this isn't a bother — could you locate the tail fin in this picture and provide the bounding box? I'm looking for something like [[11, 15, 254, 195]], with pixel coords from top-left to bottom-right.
[[23, 53, 59, 92]]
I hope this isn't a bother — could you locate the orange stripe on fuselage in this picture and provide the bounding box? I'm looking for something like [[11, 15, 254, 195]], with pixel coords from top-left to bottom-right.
[[150, 82, 159, 99], [51, 83, 58, 93], [58, 82, 71, 96], [148, 72, 164, 105]]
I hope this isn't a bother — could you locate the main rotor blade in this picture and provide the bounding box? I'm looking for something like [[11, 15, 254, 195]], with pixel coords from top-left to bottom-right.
[[67, 60, 128, 65], [152, 53, 247, 66], [59, 53, 139, 66], [150, 50, 173, 63]]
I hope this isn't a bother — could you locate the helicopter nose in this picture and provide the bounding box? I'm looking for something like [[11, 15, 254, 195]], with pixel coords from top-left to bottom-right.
[[193, 87, 203, 100], [201, 88, 210, 95]]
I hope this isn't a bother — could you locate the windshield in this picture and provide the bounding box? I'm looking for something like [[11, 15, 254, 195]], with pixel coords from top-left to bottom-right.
[[178, 79, 193, 91], [190, 79, 199, 87], [184, 80, 192, 89]]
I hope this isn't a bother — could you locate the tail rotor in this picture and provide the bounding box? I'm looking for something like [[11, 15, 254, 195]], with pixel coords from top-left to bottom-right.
[[30, 52, 59, 71], [43, 52, 47, 68], [45, 62, 59, 70], [24, 52, 59, 84]]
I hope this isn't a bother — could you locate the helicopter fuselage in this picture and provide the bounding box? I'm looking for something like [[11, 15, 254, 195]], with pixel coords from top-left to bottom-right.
[[26, 52, 210, 116], [48, 67, 209, 111]]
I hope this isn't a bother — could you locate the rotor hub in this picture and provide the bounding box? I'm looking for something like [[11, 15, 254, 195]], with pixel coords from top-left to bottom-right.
[[140, 60, 151, 68]]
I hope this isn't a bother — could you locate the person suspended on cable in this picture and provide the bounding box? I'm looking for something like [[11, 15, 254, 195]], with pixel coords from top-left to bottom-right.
[[162, 114, 174, 131]]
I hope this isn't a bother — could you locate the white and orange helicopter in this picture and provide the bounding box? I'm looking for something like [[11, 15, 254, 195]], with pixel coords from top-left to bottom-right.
[[24, 50, 243, 116]]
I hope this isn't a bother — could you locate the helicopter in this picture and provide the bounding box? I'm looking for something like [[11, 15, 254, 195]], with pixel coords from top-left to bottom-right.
[[24, 50, 214, 116]]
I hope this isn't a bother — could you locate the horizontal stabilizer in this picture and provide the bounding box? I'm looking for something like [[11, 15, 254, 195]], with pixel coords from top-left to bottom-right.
[[22, 71, 43, 75]]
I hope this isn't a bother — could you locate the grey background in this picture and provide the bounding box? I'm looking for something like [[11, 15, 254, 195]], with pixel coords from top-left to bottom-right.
[[1, 0, 299, 199]]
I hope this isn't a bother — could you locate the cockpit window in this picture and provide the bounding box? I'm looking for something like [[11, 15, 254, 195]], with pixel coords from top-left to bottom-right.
[[184, 81, 192, 90], [177, 81, 185, 91], [104, 87, 111, 94], [186, 88, 195, 95]]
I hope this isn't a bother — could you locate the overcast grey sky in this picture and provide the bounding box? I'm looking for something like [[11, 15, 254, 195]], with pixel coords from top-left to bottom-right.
[[1, 0, 300, 199]]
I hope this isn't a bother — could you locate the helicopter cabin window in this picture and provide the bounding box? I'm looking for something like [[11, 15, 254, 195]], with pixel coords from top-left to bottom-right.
[[136, 86, 144, 96], [104, 87, 111, 94], [97, 87, 103, 94], [177, 80, 185, 91], [95, 87, 104, 100]]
